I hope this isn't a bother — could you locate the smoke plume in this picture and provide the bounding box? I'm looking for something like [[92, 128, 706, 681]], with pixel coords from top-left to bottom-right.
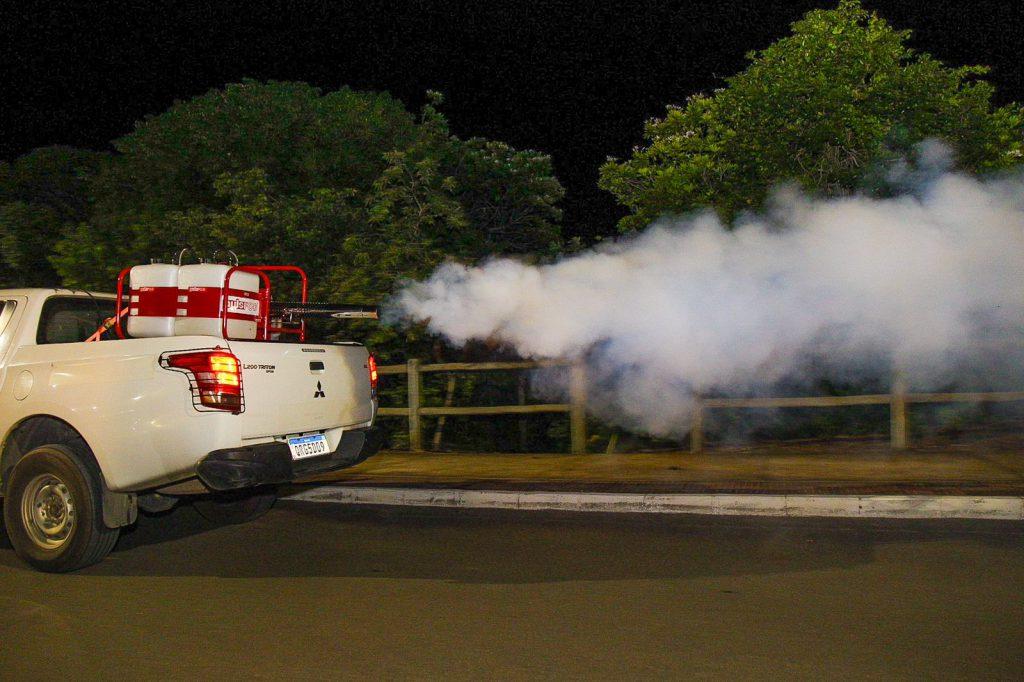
[[394, 150, 1024, 437]]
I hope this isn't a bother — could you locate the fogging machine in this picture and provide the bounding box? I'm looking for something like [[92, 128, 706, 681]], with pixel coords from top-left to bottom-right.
[[98, 251, 378, 343]]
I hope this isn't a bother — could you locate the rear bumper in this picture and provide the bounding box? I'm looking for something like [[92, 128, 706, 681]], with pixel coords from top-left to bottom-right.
[[196, 427, 384, 491]]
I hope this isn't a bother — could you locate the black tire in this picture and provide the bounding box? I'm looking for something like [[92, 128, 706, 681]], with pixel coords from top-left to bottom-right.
[[193, 486, 277, 525], [3, 444, 119, 573]]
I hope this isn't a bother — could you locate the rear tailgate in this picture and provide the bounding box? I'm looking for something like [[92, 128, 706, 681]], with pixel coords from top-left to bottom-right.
[[227, 341, 374, 439]]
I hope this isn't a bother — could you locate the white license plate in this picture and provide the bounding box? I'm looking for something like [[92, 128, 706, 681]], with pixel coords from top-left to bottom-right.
[[287, 434, 330, 460]]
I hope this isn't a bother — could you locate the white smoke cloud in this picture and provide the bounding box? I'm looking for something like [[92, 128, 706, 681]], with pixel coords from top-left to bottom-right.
[[394, 152, 1024, 437]]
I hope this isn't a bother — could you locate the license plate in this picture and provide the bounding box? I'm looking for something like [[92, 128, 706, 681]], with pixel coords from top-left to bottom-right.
[[287, 434, 330, 460]]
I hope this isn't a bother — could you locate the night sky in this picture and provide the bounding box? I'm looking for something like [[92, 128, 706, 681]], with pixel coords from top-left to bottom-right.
[[3, 0, 1022, 240]]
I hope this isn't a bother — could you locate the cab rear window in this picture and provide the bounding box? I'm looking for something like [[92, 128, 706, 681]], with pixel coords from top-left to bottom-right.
[[37, 296, 116, 345]]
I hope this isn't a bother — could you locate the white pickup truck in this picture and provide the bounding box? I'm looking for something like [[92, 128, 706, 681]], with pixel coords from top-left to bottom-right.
[[0, 288, 381, 572]]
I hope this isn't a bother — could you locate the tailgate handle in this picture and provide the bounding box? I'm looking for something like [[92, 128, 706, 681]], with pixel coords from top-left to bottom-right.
[[309, 361, 325, 373]]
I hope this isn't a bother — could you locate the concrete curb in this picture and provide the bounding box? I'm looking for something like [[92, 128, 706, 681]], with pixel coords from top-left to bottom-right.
[[285, 485, 1024, 520]]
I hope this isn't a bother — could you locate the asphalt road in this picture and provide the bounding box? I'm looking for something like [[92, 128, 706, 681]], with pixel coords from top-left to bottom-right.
[[1, 499, 1022, 680]]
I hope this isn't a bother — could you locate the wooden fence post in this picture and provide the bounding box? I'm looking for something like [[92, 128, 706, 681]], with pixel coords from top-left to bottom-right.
[[569, 361, 587, 455], [432, 374, 457, 450], [690, 397, 704, 454], [605, 432, 619, 455], [890, 371, 908, 450], [407, 359, 423, 451]]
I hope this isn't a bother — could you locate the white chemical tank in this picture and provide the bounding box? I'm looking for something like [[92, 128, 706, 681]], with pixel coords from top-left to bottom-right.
[[174, 264, 262, 339], [126, 263, 180, 338]]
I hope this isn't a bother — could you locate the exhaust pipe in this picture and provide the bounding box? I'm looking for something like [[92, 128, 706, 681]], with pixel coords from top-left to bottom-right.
[[269, 301, 379, 321]]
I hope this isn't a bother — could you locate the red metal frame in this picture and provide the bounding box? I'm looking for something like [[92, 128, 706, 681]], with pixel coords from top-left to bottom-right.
[[114, 266, 132, 340], [223, 265, 309, 342]]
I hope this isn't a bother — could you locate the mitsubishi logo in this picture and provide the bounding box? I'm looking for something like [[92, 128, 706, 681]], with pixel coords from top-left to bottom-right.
[[314, 381, 326, 398]]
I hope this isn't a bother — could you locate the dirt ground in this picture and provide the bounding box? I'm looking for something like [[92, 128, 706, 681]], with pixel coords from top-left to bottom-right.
[[305, 433, 1024, 495]]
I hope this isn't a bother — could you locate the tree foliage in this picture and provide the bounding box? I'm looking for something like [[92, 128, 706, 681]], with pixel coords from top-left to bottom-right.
[[599, 0, 1024, 230], [0, 146, 105, 286], [50, 82, 562, 361]]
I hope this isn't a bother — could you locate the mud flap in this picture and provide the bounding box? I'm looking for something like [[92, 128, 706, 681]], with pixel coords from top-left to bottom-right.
[[102, 488, 138, 528]]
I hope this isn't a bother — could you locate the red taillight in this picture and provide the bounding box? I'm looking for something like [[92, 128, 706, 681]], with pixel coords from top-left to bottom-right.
[[367, 354, 378, 395], [162, 348, 244, 413]]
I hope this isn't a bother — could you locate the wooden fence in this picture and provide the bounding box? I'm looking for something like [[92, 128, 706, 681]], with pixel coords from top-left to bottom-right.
[[376, 360, 588, 453], [376, 360, 1024, 454]]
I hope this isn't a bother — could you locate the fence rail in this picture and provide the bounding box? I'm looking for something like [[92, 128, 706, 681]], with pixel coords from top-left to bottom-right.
[[375, 360, 1024, 454], [377, 359, 587, 453]]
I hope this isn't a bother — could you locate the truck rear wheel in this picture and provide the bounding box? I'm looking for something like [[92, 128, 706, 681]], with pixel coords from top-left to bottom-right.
[[193, 486, 277, 525], [3, 444, 119, 573]]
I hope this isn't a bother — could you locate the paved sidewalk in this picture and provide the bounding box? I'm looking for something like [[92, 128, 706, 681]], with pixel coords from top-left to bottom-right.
[[304, 434, 1024, 496]]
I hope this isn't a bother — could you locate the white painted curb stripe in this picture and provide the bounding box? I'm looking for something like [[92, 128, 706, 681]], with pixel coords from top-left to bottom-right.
[[285, 486, 1024, 520]]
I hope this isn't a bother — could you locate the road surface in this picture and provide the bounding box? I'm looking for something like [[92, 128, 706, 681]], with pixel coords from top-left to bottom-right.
[[1, 499, 1022, 679]]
